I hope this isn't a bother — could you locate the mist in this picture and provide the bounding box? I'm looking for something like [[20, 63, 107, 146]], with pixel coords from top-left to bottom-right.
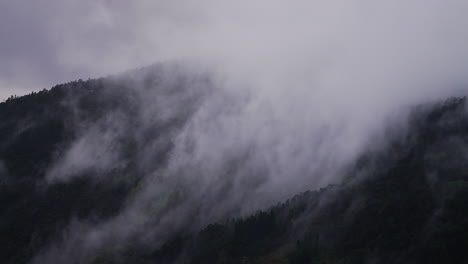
[[2, 0, 468, 263]]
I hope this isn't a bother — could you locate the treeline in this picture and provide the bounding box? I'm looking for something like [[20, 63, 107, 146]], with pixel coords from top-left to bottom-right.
[[90, 98, 468, 264], [1, 73, 468, 263]]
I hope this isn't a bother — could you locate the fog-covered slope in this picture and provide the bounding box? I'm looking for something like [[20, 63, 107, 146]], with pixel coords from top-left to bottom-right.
[[1, 66, 468, 263], [0, 64, 214, 263], [83, 97, 468, 264]]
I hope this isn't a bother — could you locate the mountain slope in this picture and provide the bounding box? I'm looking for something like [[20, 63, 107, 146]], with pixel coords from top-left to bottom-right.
[[98, 99, 468, 264], [0, 65, 213, 263], [1, 68, 468, 263]]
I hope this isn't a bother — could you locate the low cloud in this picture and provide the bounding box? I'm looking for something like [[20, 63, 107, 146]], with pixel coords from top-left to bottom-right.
[[2, 0, 468, 263]]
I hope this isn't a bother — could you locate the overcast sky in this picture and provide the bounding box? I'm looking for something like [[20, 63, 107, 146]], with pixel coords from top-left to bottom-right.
[[4, 2, 468, 261], [1, 0, 468, 101]]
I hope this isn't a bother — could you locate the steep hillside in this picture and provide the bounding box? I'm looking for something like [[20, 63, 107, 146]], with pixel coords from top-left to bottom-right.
[[0, 65, 213, 263], [88, 98, 468, 264], [1, 67, 468, 263]]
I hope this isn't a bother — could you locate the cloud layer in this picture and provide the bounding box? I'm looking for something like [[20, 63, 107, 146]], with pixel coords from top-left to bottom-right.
[[2, 0, 468, 100], [3, 1, 468, 263]]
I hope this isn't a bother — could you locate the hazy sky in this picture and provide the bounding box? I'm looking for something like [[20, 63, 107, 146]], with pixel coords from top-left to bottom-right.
[[2, 0, 468, 101]]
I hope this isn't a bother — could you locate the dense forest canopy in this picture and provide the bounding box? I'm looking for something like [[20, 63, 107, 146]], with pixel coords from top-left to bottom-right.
[[0, 65, 468, 263]]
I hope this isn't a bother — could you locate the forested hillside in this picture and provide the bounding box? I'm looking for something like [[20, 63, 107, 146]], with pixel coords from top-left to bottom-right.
[[1, 67, 468, 263], [91, 98, 468, 264]]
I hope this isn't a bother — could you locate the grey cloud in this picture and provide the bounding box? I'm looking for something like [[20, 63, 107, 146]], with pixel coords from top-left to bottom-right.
[[2, 0, 468, 102], [2, 0, 468, 263]]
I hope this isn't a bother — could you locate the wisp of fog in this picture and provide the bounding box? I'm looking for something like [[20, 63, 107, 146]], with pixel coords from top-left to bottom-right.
[[2, 0, 467, 263]]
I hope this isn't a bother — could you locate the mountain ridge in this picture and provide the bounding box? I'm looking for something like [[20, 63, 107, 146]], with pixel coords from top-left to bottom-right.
[[1, 69, 468, 263]]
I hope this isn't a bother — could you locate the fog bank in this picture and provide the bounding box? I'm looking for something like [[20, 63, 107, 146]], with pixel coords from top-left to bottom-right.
[[2, 1, 468, 263]]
